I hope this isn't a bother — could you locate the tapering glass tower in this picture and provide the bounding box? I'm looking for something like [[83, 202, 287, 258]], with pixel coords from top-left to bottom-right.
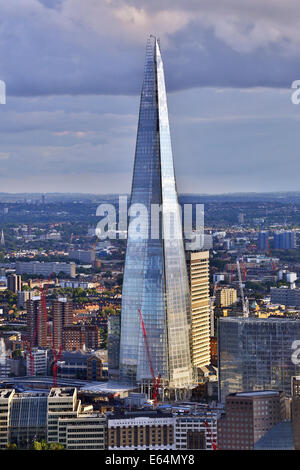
[[119, 37, 192, 390]]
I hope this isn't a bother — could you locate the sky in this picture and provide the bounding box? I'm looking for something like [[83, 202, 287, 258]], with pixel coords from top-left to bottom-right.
[[0, 0, 300, 194]]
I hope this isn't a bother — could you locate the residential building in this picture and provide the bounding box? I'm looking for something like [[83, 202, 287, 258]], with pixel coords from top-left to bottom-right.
[[16, 261, 76, 278], [273, 231, 296, 249], [186, 251, 210, 368], [7, 274, 22, 293], [62, 325, 100, 351], [53, 298, 73, 349], [215, 287, 237, 308], [26, 298, 47, 348], [257, 231, 269, 251]]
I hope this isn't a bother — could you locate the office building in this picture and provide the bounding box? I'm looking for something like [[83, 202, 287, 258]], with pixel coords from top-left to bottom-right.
[[47, 387, 106, 450], [186, 251, 210, 368], [270, 287, 300, 307], [53, 298, 73, 349], [217, 391, 285, 450], [175, 412, 220, 450], [119, 37, 192, 391], [9, 392, 48, 448], [108, 411, 175, 450], [0, 388, 15, 449], [7, 274, 22, 293], [26, 348, 48, 376], [273, 231, 296, 249], [218, 317, 300, 402], [16, 261, 76, 278], [26, 298, 47, 348]]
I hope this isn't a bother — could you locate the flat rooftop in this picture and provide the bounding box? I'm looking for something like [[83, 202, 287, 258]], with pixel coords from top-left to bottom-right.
[[234, 391, 280, 397], [0, 388, 14, 399], [49, 387, 76, 398]]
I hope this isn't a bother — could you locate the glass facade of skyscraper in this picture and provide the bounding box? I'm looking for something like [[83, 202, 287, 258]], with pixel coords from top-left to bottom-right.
[[218, 317, 300, 402], [119, 37, 192, 389]]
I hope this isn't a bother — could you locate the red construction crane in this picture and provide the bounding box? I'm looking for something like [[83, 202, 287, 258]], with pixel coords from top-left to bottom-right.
[[38, 276, 63, 388], [138, 309, 161, 407], [266, 239, 277, 272], [203, 419, 217, 450]]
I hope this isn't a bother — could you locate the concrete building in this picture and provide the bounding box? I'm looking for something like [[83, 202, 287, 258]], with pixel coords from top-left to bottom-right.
[[69, 250, 95, 264], [175, 412, 220, 450], [7, 274, 22, 293], [218, 391, 286, 450], [26, 348, 48, 376], [186, 251, 210, 368], [273, 231, 296, 249], [53, 298, 73, 349], [26, 298, 47, 348], [215, 287, 237, 308], [0, 388, 14, 449], [257, 231, 269, 251], [16, 261, 76, 278], [108, 411, 175, 450]]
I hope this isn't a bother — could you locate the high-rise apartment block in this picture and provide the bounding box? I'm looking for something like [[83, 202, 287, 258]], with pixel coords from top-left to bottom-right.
[[26, 298, 47, 348], [119, 37, 192, 391], [257, 231, 269, 251], [273, 231, 296, 249], [186, 251, 210, 368], [215, 287, 237, 308], [218, 391, 285, 450], [7, 274, 22, 293], [53, 298, 73, 349]]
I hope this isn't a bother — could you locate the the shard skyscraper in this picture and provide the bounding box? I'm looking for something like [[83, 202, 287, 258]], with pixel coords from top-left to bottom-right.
[[119, 37, 192, 391]]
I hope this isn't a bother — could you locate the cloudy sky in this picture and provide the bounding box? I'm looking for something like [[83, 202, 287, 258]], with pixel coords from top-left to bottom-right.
[[0, 0, 300, 194]]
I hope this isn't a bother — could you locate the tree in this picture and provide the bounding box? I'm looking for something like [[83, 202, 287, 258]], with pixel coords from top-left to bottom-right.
[[6, 443, 18, 450]]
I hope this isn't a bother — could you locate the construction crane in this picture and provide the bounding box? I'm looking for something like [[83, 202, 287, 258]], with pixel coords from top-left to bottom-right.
[[203, 404, 218, 450], [39, 277, 63, 387], [203, 420, 217, 450], [266, 238, 277, 272], [138, 309, 161, 407], [236, 259, 249, 318]]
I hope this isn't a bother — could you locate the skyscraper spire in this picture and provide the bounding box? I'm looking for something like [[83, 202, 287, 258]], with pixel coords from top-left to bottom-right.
[[118, 38, 192, 391]]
